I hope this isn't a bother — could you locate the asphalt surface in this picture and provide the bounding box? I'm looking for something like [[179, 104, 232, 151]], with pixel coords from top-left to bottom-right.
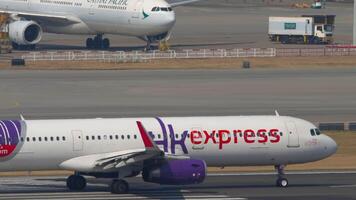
[[0, 68, 355, 123], [0, 172, 356, 199], [36, 0, 353, 50]]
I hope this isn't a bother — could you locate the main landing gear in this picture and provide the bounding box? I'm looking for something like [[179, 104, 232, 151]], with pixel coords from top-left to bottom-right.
[[110, 179, 129, 194], [275, 165, 288, 187], [66, 174, 87, 191], [66, 174, 130, 194], [86, 34, 110, 50]]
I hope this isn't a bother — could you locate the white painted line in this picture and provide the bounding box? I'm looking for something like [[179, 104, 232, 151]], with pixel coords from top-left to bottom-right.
[[209, 171, 356, 176], [0, 195, 244, 200], [329, 184, 356, 188]]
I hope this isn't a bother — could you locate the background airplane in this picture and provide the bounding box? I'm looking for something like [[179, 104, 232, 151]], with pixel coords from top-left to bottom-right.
[[0, 0, 200, 50], [0, 115, 337, 194]]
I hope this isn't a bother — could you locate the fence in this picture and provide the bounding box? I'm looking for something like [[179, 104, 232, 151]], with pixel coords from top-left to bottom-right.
[[19, 47, 356, 62], [21, 48, 276, 62], [276, 47, 356, 57]]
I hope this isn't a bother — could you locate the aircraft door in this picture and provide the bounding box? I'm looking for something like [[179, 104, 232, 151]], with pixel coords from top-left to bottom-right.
[[72, 130, 83, 151], [130, 0, 143, 24], [89, 4, 95, 16], [286, 122, 300, 148]]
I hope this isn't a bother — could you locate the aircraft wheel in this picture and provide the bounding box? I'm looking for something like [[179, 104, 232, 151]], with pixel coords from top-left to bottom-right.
[[66, 175, 87, 191], [94, 36, 103, 49], [110, 179, 129, 194], [86, 38, 94, 49], [276, 178, 288, 187], [102, 38, 110, 49]]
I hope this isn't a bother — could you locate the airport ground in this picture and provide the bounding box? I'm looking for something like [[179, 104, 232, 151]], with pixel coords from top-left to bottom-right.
[[34, 0, 353, 51], [0, 172, 356, 199], [2, 56, 356, 70]]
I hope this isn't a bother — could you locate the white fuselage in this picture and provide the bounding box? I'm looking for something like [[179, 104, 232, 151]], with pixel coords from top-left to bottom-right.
[[0, 116, 337, 172], [0, 0, 176, 36]]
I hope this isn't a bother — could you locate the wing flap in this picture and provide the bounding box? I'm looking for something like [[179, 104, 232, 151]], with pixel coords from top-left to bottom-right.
[[60, 121, 163, 172], [0, 10, 81, 25]]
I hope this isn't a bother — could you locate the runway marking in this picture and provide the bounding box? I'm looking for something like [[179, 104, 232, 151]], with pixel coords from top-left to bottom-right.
[[209, 171, 356, 176], [329, 184, 356, 188], [0, 193, 247, 200]]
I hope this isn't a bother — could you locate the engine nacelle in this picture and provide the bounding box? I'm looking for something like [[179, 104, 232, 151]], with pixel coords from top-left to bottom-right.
[[142, 159, 206, 185], [9, 20, 42, 45]]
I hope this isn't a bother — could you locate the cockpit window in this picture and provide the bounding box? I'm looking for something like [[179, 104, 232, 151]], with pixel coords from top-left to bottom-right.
[[315, 129, 321, 135], [152, 7, 173, 12], [151, 7, 159, 11], [310, 129, 316, 136]]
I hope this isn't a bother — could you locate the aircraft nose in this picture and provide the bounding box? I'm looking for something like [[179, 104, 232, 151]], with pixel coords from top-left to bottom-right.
[[322, 135, 338, 157], [161, 12, 176, 29]]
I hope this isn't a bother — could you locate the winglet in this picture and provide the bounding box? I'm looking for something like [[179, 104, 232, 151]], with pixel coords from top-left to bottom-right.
[[20, 114, 25, 120], [136, 121, 156, 149], [275, 110, 280, 117]]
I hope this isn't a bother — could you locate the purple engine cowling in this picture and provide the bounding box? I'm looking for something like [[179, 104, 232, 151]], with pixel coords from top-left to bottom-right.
[[142, 159, 206, 185]]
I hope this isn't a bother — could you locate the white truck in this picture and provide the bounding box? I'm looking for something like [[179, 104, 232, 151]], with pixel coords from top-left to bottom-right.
[[268, 15, 335, 44]]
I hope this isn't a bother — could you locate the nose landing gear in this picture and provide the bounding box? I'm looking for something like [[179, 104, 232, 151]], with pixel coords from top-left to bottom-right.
[[86, 34, 110, 50], [275, 165, 289, 187]]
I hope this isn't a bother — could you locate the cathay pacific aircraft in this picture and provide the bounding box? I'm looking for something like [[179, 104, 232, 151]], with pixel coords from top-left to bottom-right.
[[0, 0, 199, 50], [0, 115, 337, 194]]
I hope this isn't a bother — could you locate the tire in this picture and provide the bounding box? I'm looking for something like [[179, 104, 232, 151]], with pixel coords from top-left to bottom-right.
[[102, 38, 110, 49], [67, 175, 87, 191], [276, 178, 288, 187], [86, 38, 94, 49], [94, 37, 102, 49], [110, 180, 129, 194]]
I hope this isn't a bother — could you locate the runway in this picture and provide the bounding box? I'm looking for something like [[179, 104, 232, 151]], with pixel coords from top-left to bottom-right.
[[1, 172, 356, 200], [0, 68, 356, 122]]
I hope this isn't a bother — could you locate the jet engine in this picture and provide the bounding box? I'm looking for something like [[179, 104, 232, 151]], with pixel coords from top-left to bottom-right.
[[142, 159, 206, 185], [8, 20, 42, 45]]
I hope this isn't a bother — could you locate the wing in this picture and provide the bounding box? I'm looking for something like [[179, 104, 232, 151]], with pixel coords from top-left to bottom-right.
[[168, 0, 201, 7], [59, 121, 164, 172], [0, 10, 81, 25]]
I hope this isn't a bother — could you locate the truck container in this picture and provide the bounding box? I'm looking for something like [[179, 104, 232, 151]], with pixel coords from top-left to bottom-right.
[[268, 15, 335, 44]]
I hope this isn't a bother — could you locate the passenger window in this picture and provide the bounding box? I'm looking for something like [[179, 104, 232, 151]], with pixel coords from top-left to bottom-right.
[[44, 137, 48, 141], [62, 136, 66, 141], [121, 135, 124, 140], [158, 134, 161, 139], [98, 136, 101, 140], [50, 137, 54, 141], [86, 136, 89, 140], [310, 129, 316, 136], [134, 135, 137, 139], [32, 137, 36, 142], [115, 135, 119, 139], [39, 137, 42, 142], [109, 135, 113, 140], [56, 136, 60, 141], [21, 137, 24, 142], [127, 135, 130, 139], [315, 129, 321, 135]]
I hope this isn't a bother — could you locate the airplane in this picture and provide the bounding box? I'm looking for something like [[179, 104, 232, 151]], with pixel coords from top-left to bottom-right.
[[0, 0, 200, 50], [0, 114, 337, 194]]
